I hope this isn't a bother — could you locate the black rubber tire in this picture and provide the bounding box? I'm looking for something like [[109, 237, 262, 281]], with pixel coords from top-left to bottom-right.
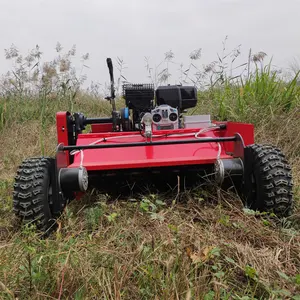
[[13, 157, 57, 233], [244, 144, 294, 217]]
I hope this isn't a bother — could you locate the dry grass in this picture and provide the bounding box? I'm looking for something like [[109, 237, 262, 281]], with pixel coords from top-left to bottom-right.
[[254, 107, 300, 198], [1, 193, 300, 299], [0, 122, 56, 181]]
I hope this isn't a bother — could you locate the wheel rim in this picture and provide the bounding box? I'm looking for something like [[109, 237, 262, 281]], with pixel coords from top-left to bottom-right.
[[48, 184, 53, 207]]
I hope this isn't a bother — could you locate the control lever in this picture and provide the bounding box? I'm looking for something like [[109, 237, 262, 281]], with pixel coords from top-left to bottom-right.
[[106, 58, 119, 131]]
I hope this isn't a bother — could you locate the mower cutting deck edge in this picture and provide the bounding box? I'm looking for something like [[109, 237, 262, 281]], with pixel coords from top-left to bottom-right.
[[13, 58, 294, 234]]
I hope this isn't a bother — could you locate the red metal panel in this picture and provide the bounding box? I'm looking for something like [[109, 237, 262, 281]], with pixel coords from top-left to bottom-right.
[[219, 122, 254, 154], [68, 127, 232, 170], [63, 121, 255, 171], [225, 122, 254, 145], [70, 146, 231, 170], [91, 123, 113, 133], [56, 112, 70, 165]]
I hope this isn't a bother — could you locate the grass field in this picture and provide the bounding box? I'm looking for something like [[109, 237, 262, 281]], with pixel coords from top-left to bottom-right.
[[0, 46, 300, 299]]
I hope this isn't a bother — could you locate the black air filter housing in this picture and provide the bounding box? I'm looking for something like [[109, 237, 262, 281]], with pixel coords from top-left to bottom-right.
[[123, 84, 154, 110], [156, 85, 197, 110]]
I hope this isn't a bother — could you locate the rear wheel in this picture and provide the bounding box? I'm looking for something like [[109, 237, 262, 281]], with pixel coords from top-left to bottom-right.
[[243, 144, 294, 217], [13, 157, 57, 234]]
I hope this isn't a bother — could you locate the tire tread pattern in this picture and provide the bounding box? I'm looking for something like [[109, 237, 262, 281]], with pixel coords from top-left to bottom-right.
[[13, 157, 54, 232], [246, 144, 293, 216]]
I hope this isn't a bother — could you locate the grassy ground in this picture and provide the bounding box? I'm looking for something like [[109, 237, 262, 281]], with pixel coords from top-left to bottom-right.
[[0, 74, 300, 299]]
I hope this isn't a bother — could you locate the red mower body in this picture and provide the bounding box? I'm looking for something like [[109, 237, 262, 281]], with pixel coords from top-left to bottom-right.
[[56, 112, 254, 172]]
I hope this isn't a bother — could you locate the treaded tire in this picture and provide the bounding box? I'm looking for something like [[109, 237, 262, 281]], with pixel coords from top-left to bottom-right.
[[13, 157, 57, 233], [244, 144, 294, 217]]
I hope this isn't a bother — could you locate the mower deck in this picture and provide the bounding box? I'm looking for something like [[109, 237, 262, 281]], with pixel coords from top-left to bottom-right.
[[69, 126, 244, 171]]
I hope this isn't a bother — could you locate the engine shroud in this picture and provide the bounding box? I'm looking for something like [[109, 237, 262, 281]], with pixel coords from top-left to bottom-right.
[[156, 85, 197, 111], [122, 84, 198, 131], [122, 84, 155, 129]]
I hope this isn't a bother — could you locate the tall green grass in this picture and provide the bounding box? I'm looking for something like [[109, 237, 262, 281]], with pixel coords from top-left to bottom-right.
[[194, 65, 300, 123]]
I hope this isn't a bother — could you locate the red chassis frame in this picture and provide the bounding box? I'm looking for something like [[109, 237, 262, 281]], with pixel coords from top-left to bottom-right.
[[56, 112, 254, 171]]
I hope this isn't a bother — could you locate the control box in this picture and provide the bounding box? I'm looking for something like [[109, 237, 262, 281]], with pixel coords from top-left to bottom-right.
[[151, 105, 179, 130]]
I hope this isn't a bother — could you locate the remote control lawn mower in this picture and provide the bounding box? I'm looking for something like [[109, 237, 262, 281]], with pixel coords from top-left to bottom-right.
[[13, 58, 294, 234]]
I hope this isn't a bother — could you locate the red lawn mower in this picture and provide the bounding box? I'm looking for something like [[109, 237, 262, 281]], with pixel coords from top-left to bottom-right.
[[13, 58, 294, 234]]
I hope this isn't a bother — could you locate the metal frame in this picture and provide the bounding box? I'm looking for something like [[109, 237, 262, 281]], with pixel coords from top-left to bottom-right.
[[61, 136, 237, 151]]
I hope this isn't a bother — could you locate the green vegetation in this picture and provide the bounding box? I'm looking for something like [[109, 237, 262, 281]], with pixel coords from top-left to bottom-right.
[[0, 42, 299, 299]]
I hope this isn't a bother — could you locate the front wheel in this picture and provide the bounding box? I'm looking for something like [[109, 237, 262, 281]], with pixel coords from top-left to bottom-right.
[[243, 144, 294, 217], [13, 157, 58, 234]]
